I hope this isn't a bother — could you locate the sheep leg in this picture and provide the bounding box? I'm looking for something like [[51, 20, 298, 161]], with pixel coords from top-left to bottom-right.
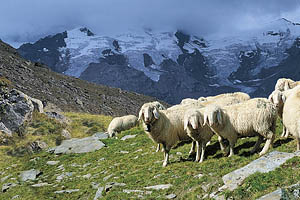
[[162, 144, 170, 167], [250, 135, 264, 154], [199, 141, 206, 163], [195, 141, 201, 162], [218, 136, 226, 151], [188, 141, 196, 156], [281, 125, 286, 138], [228, 137, 237, 157], [156, 144, 160, 152], [259, 131, 275, 156], [283, 128, 289, 138]]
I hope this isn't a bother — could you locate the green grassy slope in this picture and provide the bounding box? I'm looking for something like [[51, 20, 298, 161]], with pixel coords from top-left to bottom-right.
[[0, 113, 299, 200]]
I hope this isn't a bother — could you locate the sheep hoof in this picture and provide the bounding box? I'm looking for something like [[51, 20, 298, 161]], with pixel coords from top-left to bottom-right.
[[162, 162, 168, 167]]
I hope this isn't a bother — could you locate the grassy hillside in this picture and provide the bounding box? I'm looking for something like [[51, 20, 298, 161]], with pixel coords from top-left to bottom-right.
[[0, 112, 299, 199]]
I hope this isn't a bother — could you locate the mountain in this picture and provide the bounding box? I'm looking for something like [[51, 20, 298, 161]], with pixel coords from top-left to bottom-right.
[[17, 18, 300, 104], [0, 39, 163, 116]]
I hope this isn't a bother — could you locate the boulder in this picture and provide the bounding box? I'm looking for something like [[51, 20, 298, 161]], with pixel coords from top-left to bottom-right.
[[19, 169, 42, 182], [53, 136, 105, 154], [0, 89, 34, 135]]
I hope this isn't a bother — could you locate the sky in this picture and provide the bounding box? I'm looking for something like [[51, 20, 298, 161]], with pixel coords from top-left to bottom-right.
[[1, 0, 300, 46]]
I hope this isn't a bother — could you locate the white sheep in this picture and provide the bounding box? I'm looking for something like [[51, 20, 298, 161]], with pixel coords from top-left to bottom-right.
[[180, 98, 198, 105], [138, 103, 200, 167], [183, 108, 215, 163], [139, 101, 167, 152], [183, 93, 251, 161], [282, 89, 300, 151], [275, 78, 300, 91], [203, 98, 277, 157], [107, 115, 138, 137], [268, 85, 300, 138]]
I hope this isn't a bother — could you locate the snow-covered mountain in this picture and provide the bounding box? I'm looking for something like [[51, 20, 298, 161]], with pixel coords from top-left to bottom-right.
[[17, 18, 300, 104]]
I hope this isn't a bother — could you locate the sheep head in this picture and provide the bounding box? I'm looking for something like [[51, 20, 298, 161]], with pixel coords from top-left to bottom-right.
[[184, 110, 203, 131], [138, 105, 160, 124], [203, 106, 223, 127], [268, 90, 286, 108]]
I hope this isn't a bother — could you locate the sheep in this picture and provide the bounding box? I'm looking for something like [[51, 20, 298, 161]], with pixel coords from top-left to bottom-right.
[[282, 89, 300, 151], [268, 85, 300, 138], [203, 98, 277, 157], [275, 78, 300, 92], [138, 103, 200, 167], [183, 108, 215, 163], [139, 101, 167, 152], [107, 115, 138, 137], [180, 98, 198, 105]]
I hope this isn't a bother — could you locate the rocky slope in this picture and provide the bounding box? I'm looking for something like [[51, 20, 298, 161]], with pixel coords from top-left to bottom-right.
[[17, 18, 300, 104], [0, 40, 163, 116]]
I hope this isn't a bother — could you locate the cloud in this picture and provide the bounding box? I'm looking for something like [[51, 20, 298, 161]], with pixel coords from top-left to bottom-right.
[[1, 0, 300, 44]]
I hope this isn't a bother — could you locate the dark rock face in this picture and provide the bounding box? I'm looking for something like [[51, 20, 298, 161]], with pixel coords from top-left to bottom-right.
[[0, 88, 34, 135], [18, 32, 68, 73], [143, 53, 155, 67]]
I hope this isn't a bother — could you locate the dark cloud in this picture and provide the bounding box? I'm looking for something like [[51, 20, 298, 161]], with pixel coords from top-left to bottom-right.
[[1, 0, 300, 45]]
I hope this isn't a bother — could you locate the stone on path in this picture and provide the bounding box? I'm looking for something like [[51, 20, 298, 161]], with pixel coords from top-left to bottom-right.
[[2, 183, 17, 192], [53, 136, 105, 154], [222, 151, 300, 191]]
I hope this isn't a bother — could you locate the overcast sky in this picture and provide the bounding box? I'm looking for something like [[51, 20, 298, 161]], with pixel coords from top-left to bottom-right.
[[1, 0, 300, 45]]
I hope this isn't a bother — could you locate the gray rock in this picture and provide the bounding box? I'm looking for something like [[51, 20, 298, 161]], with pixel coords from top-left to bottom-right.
[[194, 174, 203, 179], [120, 135, 137, 141], [105, 184, 113, 192], [0, 89, 34, 135], [31, 182, 50, 187], [94, 187, 104, 200], [123, 189, 144, 194], [46, 161, 59, 165], [53, 136, 105, 154], [144, 184, 173, 190], [166, 194, 177, 199], [93, 132, 109, 139], [12, 195, 20, 199], [2, 182, 17, 192], [54, 189, 79, 194], [56, 172, 73, 181], [82, 173, 91, 179], [222, 151, 298, 191], [257, 183, 300, 200], [120, 151, 129, 154], [61, 129, 71, 139], [103, 174, 113, 181], [27, 140, 48, 153], [20, 169, 41, 182], [1, 175, 12, 182]]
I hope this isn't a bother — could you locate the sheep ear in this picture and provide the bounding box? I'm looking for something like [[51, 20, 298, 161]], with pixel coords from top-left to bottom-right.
[[203, 113, 209, 126], [217, 110, 222, 125], [184, 117, 188, 130], [138, 109, 144, 121], [153, 107, 160, 119], [282, 94, 286, 103], [284, 81, 290, 91], [268, 94, 274, 103], [198, 115, 204, 127]]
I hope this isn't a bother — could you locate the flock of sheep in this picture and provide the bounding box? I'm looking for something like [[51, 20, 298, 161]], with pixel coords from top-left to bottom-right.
[[107, 78, 300, 167]]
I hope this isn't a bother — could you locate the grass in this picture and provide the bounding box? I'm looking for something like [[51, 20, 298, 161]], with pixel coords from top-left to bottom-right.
[[0, 114, 299, 199]]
